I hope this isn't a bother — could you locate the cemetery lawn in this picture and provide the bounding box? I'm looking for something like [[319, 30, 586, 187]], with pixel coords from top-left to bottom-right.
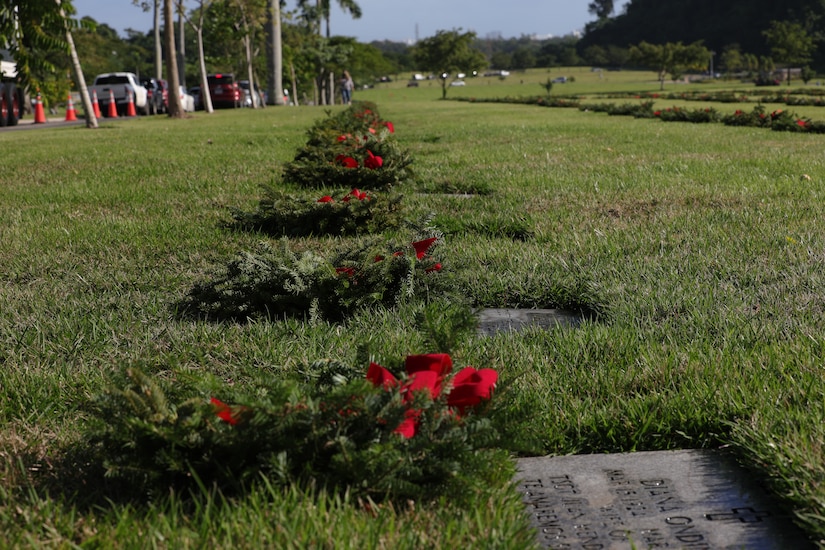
[[3, 80, 825, 546]]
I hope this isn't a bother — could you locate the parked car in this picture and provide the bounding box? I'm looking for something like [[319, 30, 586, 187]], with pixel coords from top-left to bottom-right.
[[206, 73, 241, 108], [177, 86, 195, 112], [89, 72, 149, 116], [142, 78, 164, 115], [239, 80, 264, 108], [189, 86, 202, 110], [449, 80, 466, 87], [551, 76, 568, 84], [159, 79, 170, 110]]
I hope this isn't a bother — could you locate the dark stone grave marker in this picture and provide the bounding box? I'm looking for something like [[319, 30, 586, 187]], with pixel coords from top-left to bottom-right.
[[477, 308, 583, 336], [515, 449, 812, 549]]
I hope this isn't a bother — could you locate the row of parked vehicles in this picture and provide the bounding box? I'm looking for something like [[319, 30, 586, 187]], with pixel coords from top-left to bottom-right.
[[89, 72, 263, 117]]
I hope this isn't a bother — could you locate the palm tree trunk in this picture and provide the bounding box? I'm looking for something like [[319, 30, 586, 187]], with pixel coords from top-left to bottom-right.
[[164, 0, 184, 116], [196, 26, 213, 112], [244, 34, 256, 108], [154, 0, 162, 80], [177, 0, 185, 87], [265, 0, 284, 105], [186, 1, 213, 113], [57, 0, 97, 128], [290, 62, 298, 105]]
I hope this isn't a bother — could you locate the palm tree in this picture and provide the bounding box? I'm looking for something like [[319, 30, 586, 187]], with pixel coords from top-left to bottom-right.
[[265, 0, 284, 105], [163, 0, 183, 117], [59, 3, 97, 128], [132, 1, 162, 81], [298, 0, 361, 38], [184, 0, 215, 113], [296, 0, 361, 105]]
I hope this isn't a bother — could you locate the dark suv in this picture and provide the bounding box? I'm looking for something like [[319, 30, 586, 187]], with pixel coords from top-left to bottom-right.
[[206, 74, 241, 108]]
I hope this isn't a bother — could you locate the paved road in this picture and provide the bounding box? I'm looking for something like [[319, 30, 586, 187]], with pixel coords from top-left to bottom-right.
[[0, 117, 89, 132]]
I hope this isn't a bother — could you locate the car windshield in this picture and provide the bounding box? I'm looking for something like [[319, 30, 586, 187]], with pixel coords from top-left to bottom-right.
[[96, 75, 130, 85]]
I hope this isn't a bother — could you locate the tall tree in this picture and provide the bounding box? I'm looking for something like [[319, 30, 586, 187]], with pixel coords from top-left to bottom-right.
[[413, 29, 487, 99], [320, 0, 360, 38], [154, 0, 161, 79], [588, 0, 614, 20], [133, 1, 162, 80], [57, 0, 97, 128], [719, 44, 744, 75], [184, 0, 214, 112], [763, 20, 815, 85], [164, 0, 183, 116], [298, 0, 361, 38], [629, 40, 710, 90], [177, 0, 185, 87], [296, 0, 361, 104], [234, 0, 262, 108], [265, 0, 284, 105], [580, 0, 825, 68]]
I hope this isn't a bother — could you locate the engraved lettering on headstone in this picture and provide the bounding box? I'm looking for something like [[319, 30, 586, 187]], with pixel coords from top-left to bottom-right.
[[705, 507, 772, 523], [563, 497, 588, 520], [639, 478, 684, 512], [516, 450, 813, 549], [665, 517, 710, 548], [545, 474, 580, 494]]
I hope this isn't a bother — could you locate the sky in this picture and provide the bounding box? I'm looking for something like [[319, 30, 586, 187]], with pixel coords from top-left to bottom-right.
[[71, 0, 631, 43]]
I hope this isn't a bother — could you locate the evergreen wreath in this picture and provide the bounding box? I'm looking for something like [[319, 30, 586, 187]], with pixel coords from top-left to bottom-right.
[[85, 355, 505, 503], [281, 101, 414, 189], [178, 226, 448, 322], [229, 186, 404, 237]]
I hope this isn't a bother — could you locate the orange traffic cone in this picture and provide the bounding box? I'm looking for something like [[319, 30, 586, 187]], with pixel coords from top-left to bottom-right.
[[34, 93, 46, 123], [125, 89, 137, 117], [91, 89, 102, 118], [107, 89, 118, 118], [64, 93, 78, 121]]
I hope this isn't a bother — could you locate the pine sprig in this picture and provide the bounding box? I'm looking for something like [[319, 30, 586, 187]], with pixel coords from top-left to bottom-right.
[[85, 362, 503, 503], [281, 101, 415, 189], [230, 186, 404, 237], [177, 228, 449, 322]]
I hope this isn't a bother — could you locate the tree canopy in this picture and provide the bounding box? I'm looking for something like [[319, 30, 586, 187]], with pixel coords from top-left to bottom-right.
[[0, 0, 76, 87], [763, 20, 815, 84], [629, 40, 710, 90], [412, 29, 486, 99], [581, 0, 825, 69]]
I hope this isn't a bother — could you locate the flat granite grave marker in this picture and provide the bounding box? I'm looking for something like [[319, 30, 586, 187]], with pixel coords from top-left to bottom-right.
[[515, 449, 812, 549], [477, 308, 583, 336]]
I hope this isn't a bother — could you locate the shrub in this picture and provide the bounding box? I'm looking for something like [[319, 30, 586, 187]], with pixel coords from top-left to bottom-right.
[[721, 105, 772, 128], [654, 106, 720, 123], [606, 101, 655, 118]]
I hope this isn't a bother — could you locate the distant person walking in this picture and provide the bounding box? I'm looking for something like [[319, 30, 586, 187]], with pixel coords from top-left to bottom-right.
[[341, 71, 354, 105]]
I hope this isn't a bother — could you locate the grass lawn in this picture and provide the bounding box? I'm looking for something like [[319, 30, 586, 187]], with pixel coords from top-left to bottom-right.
[[3, 71, 825, 547]]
